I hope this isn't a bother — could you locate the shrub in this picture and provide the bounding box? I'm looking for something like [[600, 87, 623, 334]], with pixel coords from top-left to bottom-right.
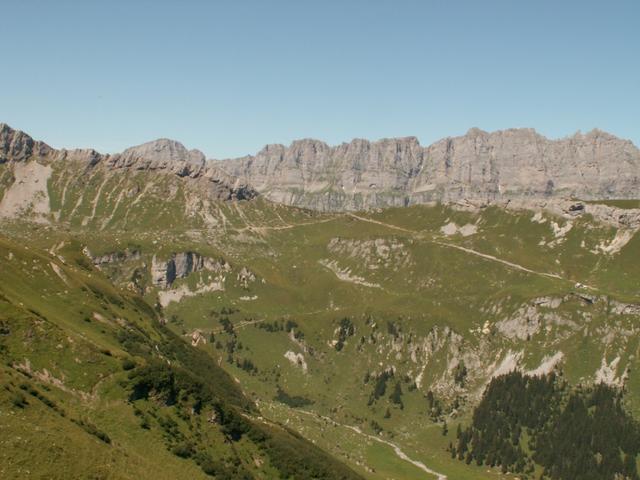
[[171, 441, 194, 458], [121, 358, 136, 371], [11, 392, 28, 408]]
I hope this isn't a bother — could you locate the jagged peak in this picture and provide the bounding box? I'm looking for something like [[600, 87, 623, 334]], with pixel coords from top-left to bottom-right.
[[463, 127, 542, 140], [0, 122, 36, 143], [0, 122, 52, 161], [465, 127, 489, 137]]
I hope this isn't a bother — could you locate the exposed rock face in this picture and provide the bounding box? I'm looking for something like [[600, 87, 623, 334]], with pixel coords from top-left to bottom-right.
[[236, 267, 256, 289], [107, 139, 207, 177], [0, 123, 51, 163], [151, 252, 230, 288], [0, 160, 52, 221], [2, 123, 638, 218], [83, 247, 141, 265], [218, 128, 640, 211]]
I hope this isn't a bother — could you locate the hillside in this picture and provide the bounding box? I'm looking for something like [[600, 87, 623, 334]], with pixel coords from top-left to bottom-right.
[[0, 234, 365, 480]]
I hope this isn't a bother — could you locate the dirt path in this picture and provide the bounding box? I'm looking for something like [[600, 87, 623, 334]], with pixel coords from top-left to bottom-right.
[[431, 239, 564, 281], [346, 213, 585, 286], [345, 425, 447, 480], [238, 215, 339, 233], [290, 407, 447, 480]]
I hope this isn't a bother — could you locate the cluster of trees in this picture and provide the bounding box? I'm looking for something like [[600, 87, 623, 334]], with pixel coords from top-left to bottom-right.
[[72, 417, 112, 444], [364, 369, 415, 411], [366, 369, 394, 405], [426, 390, 444, 421], [216, 317, 245, 363], [236, 357, 258, 374], [257, 318, 300, 335], [452, 371, 640, 480], [335, 317, 355, 351], [389, 381, 404, 409], [452, 361, 467, 386], [386, 320, 401, 338]]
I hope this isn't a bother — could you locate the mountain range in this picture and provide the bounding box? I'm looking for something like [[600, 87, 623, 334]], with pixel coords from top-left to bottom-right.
[[3, 123, 639, 216]]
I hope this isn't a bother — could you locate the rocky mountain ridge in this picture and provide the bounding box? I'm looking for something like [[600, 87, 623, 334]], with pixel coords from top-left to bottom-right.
[[218, 127, 640, 211], [0, 123, 255, 200], [0, 123, 256, 225], [1, 123, 639, 221]]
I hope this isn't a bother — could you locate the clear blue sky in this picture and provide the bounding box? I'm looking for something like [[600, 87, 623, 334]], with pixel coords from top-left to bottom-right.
[[2, 0, 638, 157]]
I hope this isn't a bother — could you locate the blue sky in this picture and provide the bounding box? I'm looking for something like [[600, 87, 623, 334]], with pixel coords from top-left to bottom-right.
[[1, 0, 638, 157]]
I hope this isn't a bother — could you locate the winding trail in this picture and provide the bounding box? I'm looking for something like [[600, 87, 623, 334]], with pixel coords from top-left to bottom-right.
[[290, 407, 447, 480], [345, 425, 447, 480]]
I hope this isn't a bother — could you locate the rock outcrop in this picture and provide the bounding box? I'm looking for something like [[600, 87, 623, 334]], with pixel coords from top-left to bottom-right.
[[107, 138, 207, 177], [218, 128, 640, 211], [0, 123, 51, 163], [151, 252, 230, 288], [83, 247, 142, 266]]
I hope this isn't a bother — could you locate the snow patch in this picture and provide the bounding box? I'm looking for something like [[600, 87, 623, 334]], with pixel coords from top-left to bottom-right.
[[548, 220, 573, 246], [49, 262, 70, 286], [531, 211, 547, 224]]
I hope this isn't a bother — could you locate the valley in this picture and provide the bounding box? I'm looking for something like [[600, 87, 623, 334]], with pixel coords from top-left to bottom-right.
[[1, 123, 640, 479]]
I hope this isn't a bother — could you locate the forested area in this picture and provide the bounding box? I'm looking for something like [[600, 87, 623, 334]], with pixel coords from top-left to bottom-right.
[[452, 371, 640, 480]]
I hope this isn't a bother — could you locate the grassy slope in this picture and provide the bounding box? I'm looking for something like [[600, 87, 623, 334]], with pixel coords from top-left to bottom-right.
[[0, 235, 364, 480]]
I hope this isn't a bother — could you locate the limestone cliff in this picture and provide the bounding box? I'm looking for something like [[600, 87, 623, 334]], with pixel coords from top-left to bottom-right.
[[218, 128, 640, 211]]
